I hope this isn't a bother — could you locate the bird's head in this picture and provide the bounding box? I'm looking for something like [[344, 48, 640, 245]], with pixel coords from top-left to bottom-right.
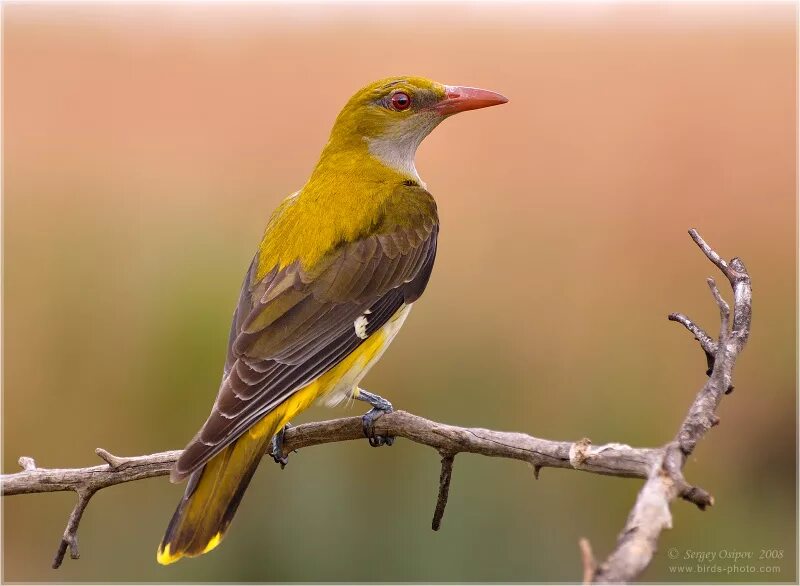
[[320, 76, 508, 180]]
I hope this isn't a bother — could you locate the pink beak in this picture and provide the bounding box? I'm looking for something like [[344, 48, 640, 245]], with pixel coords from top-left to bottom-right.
[[433, 85, 508, 115]]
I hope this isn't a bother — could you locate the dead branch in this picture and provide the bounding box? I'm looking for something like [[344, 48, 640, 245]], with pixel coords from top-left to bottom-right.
[[3, 412, 666, 568], [588, 229, 751, 583]]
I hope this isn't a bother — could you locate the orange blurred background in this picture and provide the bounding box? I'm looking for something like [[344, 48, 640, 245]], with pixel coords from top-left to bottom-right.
[[3, 2, 796, 582]]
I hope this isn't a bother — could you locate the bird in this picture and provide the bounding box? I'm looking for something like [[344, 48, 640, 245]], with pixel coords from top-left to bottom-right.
[[157, 76, 507, 564]]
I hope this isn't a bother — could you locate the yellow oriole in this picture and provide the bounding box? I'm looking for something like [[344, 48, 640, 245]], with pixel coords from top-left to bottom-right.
[[157, 76, 507, 564]]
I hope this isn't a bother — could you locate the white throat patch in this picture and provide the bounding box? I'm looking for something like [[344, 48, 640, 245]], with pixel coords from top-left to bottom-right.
[[366, 113, 441, 185]]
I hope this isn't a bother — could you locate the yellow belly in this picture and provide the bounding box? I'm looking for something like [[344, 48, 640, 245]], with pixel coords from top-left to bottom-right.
[[246, 304, 411, 440]]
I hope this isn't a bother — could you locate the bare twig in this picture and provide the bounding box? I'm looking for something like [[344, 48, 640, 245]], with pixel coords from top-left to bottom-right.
[[667, 312, 717, 375], [590, 229, 751, 583], [2, 229, 751, 580], [689, 229, 732, 279], [432, 452, 455, 530], [53, 488, 96, 568], [707, 277, 730, 340]]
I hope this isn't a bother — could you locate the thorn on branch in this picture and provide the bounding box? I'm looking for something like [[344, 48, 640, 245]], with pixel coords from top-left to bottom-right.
[[704, 354, 715, 377], [95, 448, 132, 470], [533, 464, 542, 480], [671, 470, 714, 511], [679, 483, 715, 511], [18, 457, 36, 471], [432, 452, 455, 531], [579, 537, 597, 584]]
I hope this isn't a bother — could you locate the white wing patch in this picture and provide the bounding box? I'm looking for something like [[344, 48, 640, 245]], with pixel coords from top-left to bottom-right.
[[354, 310, 371, 340], [319, 304, 412, 408]]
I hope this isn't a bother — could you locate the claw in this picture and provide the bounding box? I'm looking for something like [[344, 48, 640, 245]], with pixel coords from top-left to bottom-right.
[[269, 423, 294, 469], [357, 389, 395, 447]]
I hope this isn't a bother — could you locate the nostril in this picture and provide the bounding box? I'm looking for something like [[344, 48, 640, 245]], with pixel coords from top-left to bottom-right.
[[446, 91, 460, 99]]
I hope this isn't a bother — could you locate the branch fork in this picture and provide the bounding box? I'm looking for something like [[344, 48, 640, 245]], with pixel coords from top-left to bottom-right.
[[589, 229, 751, 583]]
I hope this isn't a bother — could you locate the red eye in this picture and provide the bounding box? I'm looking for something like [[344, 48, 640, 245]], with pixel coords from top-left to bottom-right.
[[390, 92, 411, 111]]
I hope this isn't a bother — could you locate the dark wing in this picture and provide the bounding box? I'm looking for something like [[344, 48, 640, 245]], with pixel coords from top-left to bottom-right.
[[173, 217, 437, 480]]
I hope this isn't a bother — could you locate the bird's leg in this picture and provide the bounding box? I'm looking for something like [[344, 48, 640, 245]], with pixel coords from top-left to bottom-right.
[[355, 388, 394, 447], [269, 423, 294, 469]]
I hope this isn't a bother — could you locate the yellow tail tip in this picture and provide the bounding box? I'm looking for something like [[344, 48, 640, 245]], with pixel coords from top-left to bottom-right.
[[156, 532, 223, 565], [202, 532, 223, 554], [156, 543, 181, 565]]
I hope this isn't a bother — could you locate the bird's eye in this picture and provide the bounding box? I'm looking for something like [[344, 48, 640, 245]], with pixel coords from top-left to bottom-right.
[[390, 92, 412, 111]]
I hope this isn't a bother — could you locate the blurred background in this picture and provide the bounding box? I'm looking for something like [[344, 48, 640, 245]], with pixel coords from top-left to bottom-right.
[[2, 1, 796, 582]]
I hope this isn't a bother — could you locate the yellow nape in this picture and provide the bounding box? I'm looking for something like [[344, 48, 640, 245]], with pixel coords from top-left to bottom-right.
[[156, 543, 181, 566]]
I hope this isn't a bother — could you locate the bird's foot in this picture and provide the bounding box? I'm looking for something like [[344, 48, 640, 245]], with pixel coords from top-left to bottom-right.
[[355, 389, 394, 447], [269, 423, 294, 469]]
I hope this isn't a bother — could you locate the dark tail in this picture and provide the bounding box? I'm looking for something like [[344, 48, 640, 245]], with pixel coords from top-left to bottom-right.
[[157, 415, 280, 564]]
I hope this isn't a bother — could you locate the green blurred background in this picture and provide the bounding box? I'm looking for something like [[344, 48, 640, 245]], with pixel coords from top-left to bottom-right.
[[2, 2, 796, 582]]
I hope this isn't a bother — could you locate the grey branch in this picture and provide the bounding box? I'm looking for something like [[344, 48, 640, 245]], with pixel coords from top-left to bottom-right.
[[3, 412, 673, 568], [588, 229, 751, 583], [1, 230, 751, 582]]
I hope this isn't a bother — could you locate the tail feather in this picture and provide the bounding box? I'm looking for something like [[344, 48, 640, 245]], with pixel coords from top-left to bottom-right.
[[157, 414, 279, 565]]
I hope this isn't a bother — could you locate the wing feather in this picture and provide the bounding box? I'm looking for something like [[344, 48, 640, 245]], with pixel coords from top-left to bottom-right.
[[173, 196, 438, 480]]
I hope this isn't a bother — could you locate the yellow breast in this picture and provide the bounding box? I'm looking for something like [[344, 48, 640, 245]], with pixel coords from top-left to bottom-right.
[[248, 304, 412, 436]]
